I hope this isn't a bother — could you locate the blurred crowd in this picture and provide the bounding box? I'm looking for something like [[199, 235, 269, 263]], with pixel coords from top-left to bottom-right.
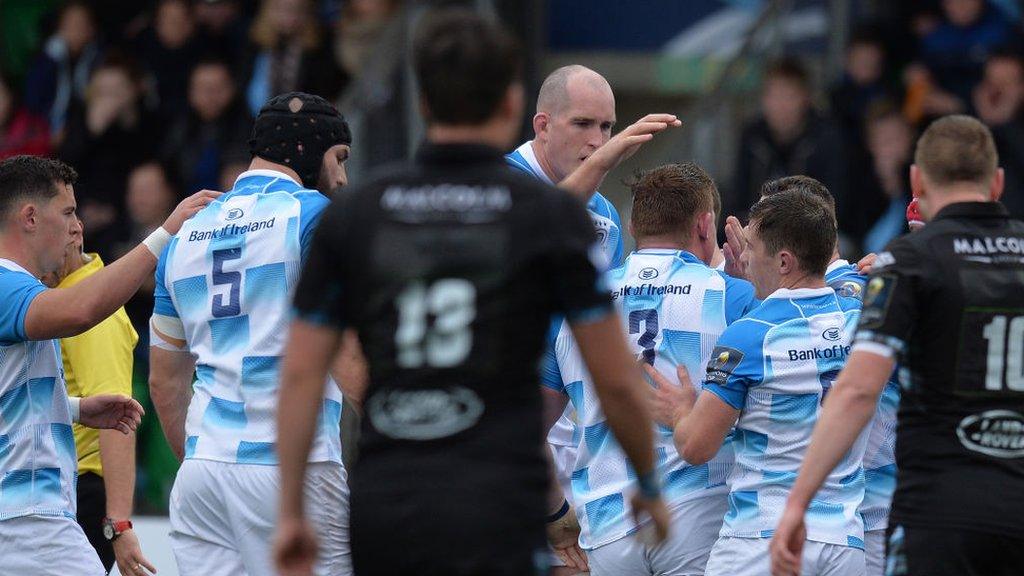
[[0, 0, 402, 340], [733, 0, 1024, 256]]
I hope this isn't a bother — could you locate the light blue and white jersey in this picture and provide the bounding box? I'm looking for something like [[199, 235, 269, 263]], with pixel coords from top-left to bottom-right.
[[704, 287, 869, 549], [506, 141, 623, 269], [543, 249, 758, 549], [825, 259, 899, 532], [0, 259, 76, 521], [154, 170, 343, 466], [508, 140, 626, 449]]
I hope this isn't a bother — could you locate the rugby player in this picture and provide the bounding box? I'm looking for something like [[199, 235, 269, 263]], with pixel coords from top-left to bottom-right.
[[544, 162, 756, 575], [772, 116, 1024, 576], [0, 155, 212, 575], [148, 92, 353, 576], [674, 190, 869, 576]]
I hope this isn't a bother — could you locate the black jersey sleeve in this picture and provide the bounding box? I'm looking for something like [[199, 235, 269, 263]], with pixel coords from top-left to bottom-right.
[[543, 193, 613, 324], [854, 238, 925, 355], [292, 200, 352, 330]]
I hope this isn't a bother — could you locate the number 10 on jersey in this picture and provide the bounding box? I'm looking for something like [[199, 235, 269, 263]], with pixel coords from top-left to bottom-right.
[[395, 279, 477, 368]]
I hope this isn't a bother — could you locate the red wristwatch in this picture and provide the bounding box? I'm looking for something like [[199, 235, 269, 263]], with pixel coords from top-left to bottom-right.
[[102, 517, 133, 541]]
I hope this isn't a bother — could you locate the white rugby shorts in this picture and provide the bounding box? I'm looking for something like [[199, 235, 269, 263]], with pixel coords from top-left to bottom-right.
[[0, 514, 105, 575], [170, 459, 351, 576]]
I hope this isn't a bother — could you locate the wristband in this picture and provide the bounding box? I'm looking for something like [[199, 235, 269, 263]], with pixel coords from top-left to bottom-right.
[[637, 469, 661, 500], [142, 227, 172, 258], [69, 396, 81, 423], [546, 499, 570, 523]]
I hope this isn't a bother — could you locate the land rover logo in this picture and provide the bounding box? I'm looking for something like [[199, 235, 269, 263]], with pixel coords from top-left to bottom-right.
[[956, 410, 1024, 458], [367, 386, 484, 441], [639, 267, 659, 280], [822, 327, 842, 341], [226, 208, 245, 221]]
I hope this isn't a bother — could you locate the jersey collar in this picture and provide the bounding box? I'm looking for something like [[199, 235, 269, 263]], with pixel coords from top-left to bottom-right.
[[234, 169, 300, 188], [765, 286, 834, 300], [826, 259, 852, 275], [934, 201, 1009, 221]]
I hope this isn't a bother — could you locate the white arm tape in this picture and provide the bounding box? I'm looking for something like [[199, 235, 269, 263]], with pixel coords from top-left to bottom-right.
[[151, 314, 187, 351], [69, 397, 81, 423], [143, 227, 172, 258]]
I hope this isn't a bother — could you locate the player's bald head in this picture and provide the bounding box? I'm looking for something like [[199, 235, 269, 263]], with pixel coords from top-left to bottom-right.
[[536, 65, 613, 116]]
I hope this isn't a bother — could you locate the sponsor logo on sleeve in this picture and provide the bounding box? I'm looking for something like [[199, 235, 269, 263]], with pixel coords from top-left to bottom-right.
[[835, 281, 863, 300], [860, 274, 897, 329], [706, 346, 744, 386]]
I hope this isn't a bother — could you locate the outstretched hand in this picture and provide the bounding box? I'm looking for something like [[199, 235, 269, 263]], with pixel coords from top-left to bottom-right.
[[79, 394, 144, 434], [162, 189, 223, 235]]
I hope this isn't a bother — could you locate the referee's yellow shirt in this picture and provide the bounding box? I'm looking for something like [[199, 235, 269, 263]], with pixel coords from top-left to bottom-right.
[[57, 254, 139, 477]]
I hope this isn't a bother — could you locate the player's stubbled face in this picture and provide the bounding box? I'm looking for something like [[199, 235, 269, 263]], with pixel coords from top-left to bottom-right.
[[547, 81, 615, 183], [317, 144, 351, 197], [39, 182, 80, 276], [743, 223, 778, 300]]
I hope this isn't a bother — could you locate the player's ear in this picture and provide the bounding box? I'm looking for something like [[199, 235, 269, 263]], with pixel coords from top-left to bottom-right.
[[696, 211, 713, 240], [778, 249, 794, 276], [533, 112, 549, 138], [20, 203, 37, 232], [909, 164, 924, 201], [991, 167, 1005, 202]]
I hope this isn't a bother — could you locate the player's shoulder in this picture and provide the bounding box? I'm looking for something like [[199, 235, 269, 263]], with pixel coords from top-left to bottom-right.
[[0, 260, 42, 288]]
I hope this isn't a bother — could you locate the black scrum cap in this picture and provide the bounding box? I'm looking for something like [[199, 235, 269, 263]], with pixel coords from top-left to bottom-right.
[[249, 92, 351, 188]]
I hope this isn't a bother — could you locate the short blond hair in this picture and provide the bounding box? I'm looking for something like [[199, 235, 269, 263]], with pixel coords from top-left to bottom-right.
[[915, 115, 998, 186]]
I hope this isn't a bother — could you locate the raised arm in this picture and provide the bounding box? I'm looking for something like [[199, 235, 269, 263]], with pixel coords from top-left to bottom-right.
[[24, 190, 219, 340]]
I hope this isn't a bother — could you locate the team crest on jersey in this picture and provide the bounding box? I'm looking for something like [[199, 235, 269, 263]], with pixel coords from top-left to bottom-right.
[[638, 267, 659, 280], [706, 346, 744, 386], [836, 281, 862, 300], [822, 327, 842, 341], [226, 208, 245, 221]]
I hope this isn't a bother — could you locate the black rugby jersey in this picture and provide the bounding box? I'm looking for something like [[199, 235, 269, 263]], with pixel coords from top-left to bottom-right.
[[856, 201, 1024, 536], [293, 142, 611, 496]]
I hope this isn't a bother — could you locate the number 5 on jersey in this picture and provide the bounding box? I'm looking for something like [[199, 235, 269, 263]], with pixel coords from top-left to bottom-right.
[[396, 279, 476, 368]]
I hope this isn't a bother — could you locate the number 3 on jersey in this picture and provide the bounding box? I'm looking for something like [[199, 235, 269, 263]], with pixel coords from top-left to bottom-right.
[[396, 279, 476, 368]]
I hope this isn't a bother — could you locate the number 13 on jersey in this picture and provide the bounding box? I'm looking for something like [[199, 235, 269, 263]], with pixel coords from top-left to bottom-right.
[[395, 279, 477, 368]]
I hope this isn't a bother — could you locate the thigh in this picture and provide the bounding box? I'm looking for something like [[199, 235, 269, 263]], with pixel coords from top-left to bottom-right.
[[225, 464, 280, 576], [864, 530, 886, 576], [0, 515, 106, 576], [895, 524, 1024, 576], [704, 536, 768, 576], [169, 530, 248, 576], [651, 495, 728, 576], [351, 487, 543, 576], [305, 463, 353, 576], [810, 542, 865, 576], [76, 472, 115, 572], [587, 535, 647, 576], [169, 460, 236, 552]]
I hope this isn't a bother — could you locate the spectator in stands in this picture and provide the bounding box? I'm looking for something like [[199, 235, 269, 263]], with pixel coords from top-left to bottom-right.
[[850, 101, 914, 254], [0, 74, 51, 159], [333, 0, 401, 78], [194, 0, 249, 71], [118, 162, 179, 342], [974, 49, 1024, 216], [918, 0, 1018, 109], [24, 1, 102, 141], [58, 55, 157, 260], [730, 58, 846, 221], [830, 27, 895, 155], [243, 0, 346, 114], [162, 57, 252, 194], [135, 0, 202, 122]]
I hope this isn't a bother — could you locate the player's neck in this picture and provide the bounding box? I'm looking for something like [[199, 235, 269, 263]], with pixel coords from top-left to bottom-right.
[[925, 186, 991, 218], [0, 234, 42, 278], [427, 123, 511, 151], [777, 272, 827, 292], [529, 140, 562, 184], [248, 157, 303, 184]]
